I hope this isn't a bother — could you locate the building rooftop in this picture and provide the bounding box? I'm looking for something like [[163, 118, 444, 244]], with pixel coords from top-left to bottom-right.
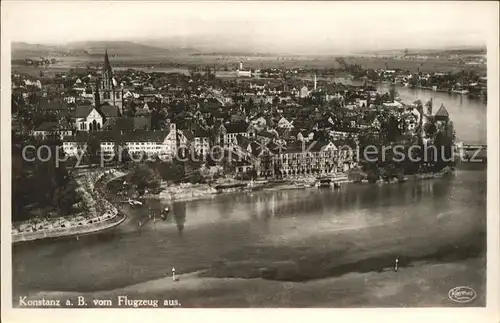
[[435, 104, 449, 118]]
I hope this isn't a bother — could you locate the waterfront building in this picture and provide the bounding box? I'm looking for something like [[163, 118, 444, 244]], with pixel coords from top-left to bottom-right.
[[272, 141, 340, 177]]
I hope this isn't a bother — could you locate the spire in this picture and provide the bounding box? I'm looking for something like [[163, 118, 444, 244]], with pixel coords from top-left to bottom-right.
[[102, 49, 113, 91], [103, 49, 112, 75]]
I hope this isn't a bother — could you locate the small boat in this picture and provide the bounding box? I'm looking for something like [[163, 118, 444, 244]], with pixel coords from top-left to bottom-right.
[[317, 178, 333, 188], [127, 199, 143, 207], [160, 207, 169, 220]]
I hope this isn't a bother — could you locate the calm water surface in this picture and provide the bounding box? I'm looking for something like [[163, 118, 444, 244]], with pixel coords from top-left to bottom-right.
[[13, 167, 486, 296]]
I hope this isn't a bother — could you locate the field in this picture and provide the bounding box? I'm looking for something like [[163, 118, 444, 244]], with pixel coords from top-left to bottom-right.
[[342, 56, 486, 73], [11, 52, 486, 77]]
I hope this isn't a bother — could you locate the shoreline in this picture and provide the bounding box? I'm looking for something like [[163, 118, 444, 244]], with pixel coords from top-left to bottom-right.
[[141, 170, 455, 204], [11, 168, 486, 307], [12, 169, 127, 244], [11, 167, 460, 241], [12, 213, 126, 243]]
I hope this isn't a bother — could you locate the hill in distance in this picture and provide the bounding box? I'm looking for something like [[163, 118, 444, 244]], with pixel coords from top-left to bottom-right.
[[11, 41, 198, 59], [359, 45, 487, 56]]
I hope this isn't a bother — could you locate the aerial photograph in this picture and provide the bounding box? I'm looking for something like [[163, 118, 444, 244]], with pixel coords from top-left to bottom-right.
[[6, 1, 491, 308]]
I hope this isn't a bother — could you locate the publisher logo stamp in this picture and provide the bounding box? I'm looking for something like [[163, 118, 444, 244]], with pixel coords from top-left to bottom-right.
[[448, 286, 477, 303]]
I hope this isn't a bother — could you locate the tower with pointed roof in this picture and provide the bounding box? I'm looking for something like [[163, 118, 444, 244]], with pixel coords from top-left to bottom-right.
[[434, 103, 449, 122], [94, 49, 124, 116]]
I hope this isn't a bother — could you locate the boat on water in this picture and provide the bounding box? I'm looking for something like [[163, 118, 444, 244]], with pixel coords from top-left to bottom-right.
[[160, 207, 170, 220], [295, 182, 313, 188], [452, 89, 469, 95], [126, 198, 143, 207], [315, 178, 341, 189]]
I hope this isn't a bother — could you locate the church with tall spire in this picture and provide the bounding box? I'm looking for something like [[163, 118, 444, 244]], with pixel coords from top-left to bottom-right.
[[94, 49, 124, 115]]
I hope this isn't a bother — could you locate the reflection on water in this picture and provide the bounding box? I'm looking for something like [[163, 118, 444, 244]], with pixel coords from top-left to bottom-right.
[[12, 169, 486, 294], [173, 203, 186, 234]]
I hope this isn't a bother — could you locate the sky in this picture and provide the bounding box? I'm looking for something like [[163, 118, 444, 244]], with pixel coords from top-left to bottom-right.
[[2, 1, 497, 53]]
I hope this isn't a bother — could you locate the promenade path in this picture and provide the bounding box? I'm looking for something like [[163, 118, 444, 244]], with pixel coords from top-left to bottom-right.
[[12, 168, 127, 243]]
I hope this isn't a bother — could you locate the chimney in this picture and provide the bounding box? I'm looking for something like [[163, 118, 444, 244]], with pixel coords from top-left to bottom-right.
[[314, 74, 317, 91]]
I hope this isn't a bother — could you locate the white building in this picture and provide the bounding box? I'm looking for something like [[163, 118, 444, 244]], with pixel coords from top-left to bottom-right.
[[277, 117, 294, 129], [74, 105, 120, 131], [237, 70, 252, 78], [63, 123, 184, 158], [33, 122, 73, 140], [299, 86, 309, 98]]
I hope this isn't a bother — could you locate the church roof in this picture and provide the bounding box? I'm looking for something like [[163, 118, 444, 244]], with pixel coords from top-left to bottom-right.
[[435, 104, 449, 118], [74, 106, 93, 118], [103, 116, 151, 131], [97, 105, 120, 118], [122, 130, 169, 143]]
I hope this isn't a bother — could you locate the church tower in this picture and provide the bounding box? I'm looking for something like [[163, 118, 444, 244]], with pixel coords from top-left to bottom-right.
[[95, 49, 124, 115]]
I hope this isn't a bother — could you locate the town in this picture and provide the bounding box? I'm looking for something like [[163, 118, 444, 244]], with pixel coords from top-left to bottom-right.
[[6, 0, 492, 311], [11, 49, 470, 235]]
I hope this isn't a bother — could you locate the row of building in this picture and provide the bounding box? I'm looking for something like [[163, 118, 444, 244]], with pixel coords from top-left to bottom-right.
[[16, 50, 451, 179]]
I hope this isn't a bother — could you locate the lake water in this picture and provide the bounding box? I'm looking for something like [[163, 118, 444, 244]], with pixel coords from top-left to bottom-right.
[[12, 166, 486, 306]]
